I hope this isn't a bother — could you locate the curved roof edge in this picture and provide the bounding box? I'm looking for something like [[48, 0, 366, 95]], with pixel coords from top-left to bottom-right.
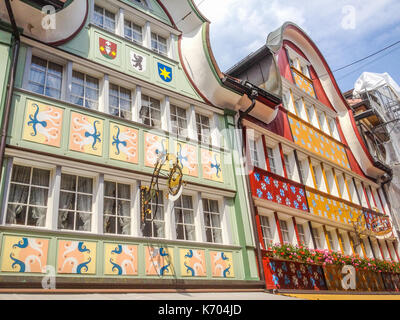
[[267, 21, 387, 180]]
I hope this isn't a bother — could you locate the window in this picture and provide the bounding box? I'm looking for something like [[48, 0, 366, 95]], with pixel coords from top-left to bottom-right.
[[279, 220, 290, 244], [71, 71, 99, 110], [124, 20, 143, 45], [151, 33, 167, 56], [260, 216, 273, 246], [249, 139, 261, 168], [299, 159, 307, 184], [312, 228, 322, 249], [28, 56, 63, 99], [267, 147, 277, 174], [103, 181, 131, 235], [93, 5, 115, 33], [203, 199, 223, 244], [297, 224, 306, 245], [306, 105, 315, 124], [312, 165, 322, 190], [196, 113, 211, 144], [140, 94, 161, 128], [58, 174, 93, 232], [6, 165, 50, 227], [170, 105, 188, 138], [142, 190, 165, 238], [109, 84, 132, 119], [317, 111, 328, 132], [328, 117, 339, 139], [131, 0, 148, 7], [174, 195, 196, 241], [301, 65, 310, 78], [294, 98, 304, 117], [283, 154, 292, 178], [327, 230, 335, 251], [338, 233, 347, 253]]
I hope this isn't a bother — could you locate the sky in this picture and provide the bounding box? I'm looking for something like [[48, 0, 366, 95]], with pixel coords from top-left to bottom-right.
[[193, 0, 400, 93]]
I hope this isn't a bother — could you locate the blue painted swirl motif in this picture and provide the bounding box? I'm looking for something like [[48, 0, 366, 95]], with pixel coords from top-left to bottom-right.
[[76, 257, 91, 274], [185, 250, 193, 258], [177, 143, 188, 169], [12, 238, 29, 249], [84, 120, 101, 150], [111, 245, 123, 255], [223, 265, 231, 278], [221, 252, 229, 261], [27, 104, 47, 136], [110, 258, 123, 275], [78, 242, 90, 253], [159, 247, 169, 257], [159, 264, 170, 276], [184, 262, 195, 277], [112, 126, 127, 155], [210, 154, 221, 177], [10, 253, 25, 273]]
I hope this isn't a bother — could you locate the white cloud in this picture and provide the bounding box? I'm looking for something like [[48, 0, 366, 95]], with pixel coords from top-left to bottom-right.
[[194, 0, 400, 89]]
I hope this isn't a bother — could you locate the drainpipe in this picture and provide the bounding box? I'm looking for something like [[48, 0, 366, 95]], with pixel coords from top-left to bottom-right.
[[0, 0, 20, 181], [236, 89, 266, 285]]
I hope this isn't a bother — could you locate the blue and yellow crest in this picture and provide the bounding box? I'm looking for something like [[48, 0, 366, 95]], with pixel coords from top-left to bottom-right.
[[157, 62, 172, 82]]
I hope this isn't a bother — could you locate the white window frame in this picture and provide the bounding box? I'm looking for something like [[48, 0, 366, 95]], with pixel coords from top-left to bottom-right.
[[109, 83, 133, 120], [93, 4, 116, 33], [71, 70, 100, 110]]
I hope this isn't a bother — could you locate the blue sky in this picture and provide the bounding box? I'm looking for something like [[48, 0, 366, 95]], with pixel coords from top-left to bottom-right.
[[194, 0, 400, 93]]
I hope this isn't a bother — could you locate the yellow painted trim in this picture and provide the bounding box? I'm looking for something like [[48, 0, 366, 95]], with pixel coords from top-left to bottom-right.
[[336, 229, 345, 254], [308, 157, 318, 189], [344, 176, 353, 202], [332, 168, 342, 198], [360, 240, 367, 258], [320, 163, 330, 194], [289, 89, 299, 117], [302, 97, 311, 123], [348, 233, 356, 255], [323, 226, 332, 251]]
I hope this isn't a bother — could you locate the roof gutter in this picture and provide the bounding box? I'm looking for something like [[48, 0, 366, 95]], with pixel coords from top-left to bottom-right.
[[0, 0, 21, 181]]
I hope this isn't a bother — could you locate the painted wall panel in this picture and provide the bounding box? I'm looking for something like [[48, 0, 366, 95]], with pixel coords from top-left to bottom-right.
[[180, 248, 206, 277], [104, 243, 138, 276], [57, 240, 97, 275]]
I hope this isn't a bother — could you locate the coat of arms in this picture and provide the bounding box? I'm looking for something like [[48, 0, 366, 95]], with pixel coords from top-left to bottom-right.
[[130, 51, 146, 72], [157, 62, 172, 83], [99, 38, 117, 60]]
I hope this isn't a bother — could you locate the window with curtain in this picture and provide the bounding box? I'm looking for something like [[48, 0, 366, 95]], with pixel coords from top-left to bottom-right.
[[124, 20, 143, 45], [174, 195, 196, 241], [283, 154, 292, 178], [6, 165, 50, 228], [71, 71, 99, 110], [266, 147, 277, 174], [195, 113, 211, 145], [312, 228, 322, 249], [93, 5, 115, 33], [151, 32, 168, 56], [104, 181, 131, 235], [279, 220, 290, 244], [140, 94, 161, 128], [109, 84, 132, 120], [297, 224, 306, 245], [249, 138, 261, 168], [260, 215, 273, 247], [142, 190, 165, 238], [28, 56, 63, 99], [58, 174, 93, 232], [327, 230, 335, 251], [203, 199, 223, 244], [170, 105, 188, 138]]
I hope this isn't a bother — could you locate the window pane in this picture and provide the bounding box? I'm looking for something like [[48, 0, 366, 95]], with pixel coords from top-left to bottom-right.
[[76, 212, 91, 231], [11, 165, 31, 184], [118, 184, 130, 199], [32, 168, 50, 187], [176, 224, 184, 240], [104, 198, 116, 215], [58, 211, 74, 230], [27, 207, 47, 227], [61, 174, 76, 191], [77, 194, 92, 212], [29, 187, 48, 206], [104, 181, 116, 198], [7, 204, 27, 225], [59, 192, 75, 210], [212, 229, 223, 244], [104, 215, 116, 234], [185, 225, 196, 241], [211, 213, 221, 228], [183, 210, 194, 225], [78, 177, 93, 194], [154, 221, 165, 238], [8, 184, 29, 204], [117, 200, 130, 217]]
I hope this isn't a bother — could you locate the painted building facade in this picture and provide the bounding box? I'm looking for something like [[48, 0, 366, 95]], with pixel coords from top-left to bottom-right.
[[0, 0, 265, 289], [226, 22, 400, 291]]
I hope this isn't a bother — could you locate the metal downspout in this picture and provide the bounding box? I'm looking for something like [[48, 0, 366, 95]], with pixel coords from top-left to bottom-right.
[[0, 0, 20, 181], [237, 91, 266, 286]]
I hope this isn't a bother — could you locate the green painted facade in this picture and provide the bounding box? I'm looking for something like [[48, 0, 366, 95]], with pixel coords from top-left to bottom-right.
[[0, 0, 260, 288]]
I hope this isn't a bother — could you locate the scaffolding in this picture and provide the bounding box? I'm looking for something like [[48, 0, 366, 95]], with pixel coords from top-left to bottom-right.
[[352, 72, 400, 237]]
